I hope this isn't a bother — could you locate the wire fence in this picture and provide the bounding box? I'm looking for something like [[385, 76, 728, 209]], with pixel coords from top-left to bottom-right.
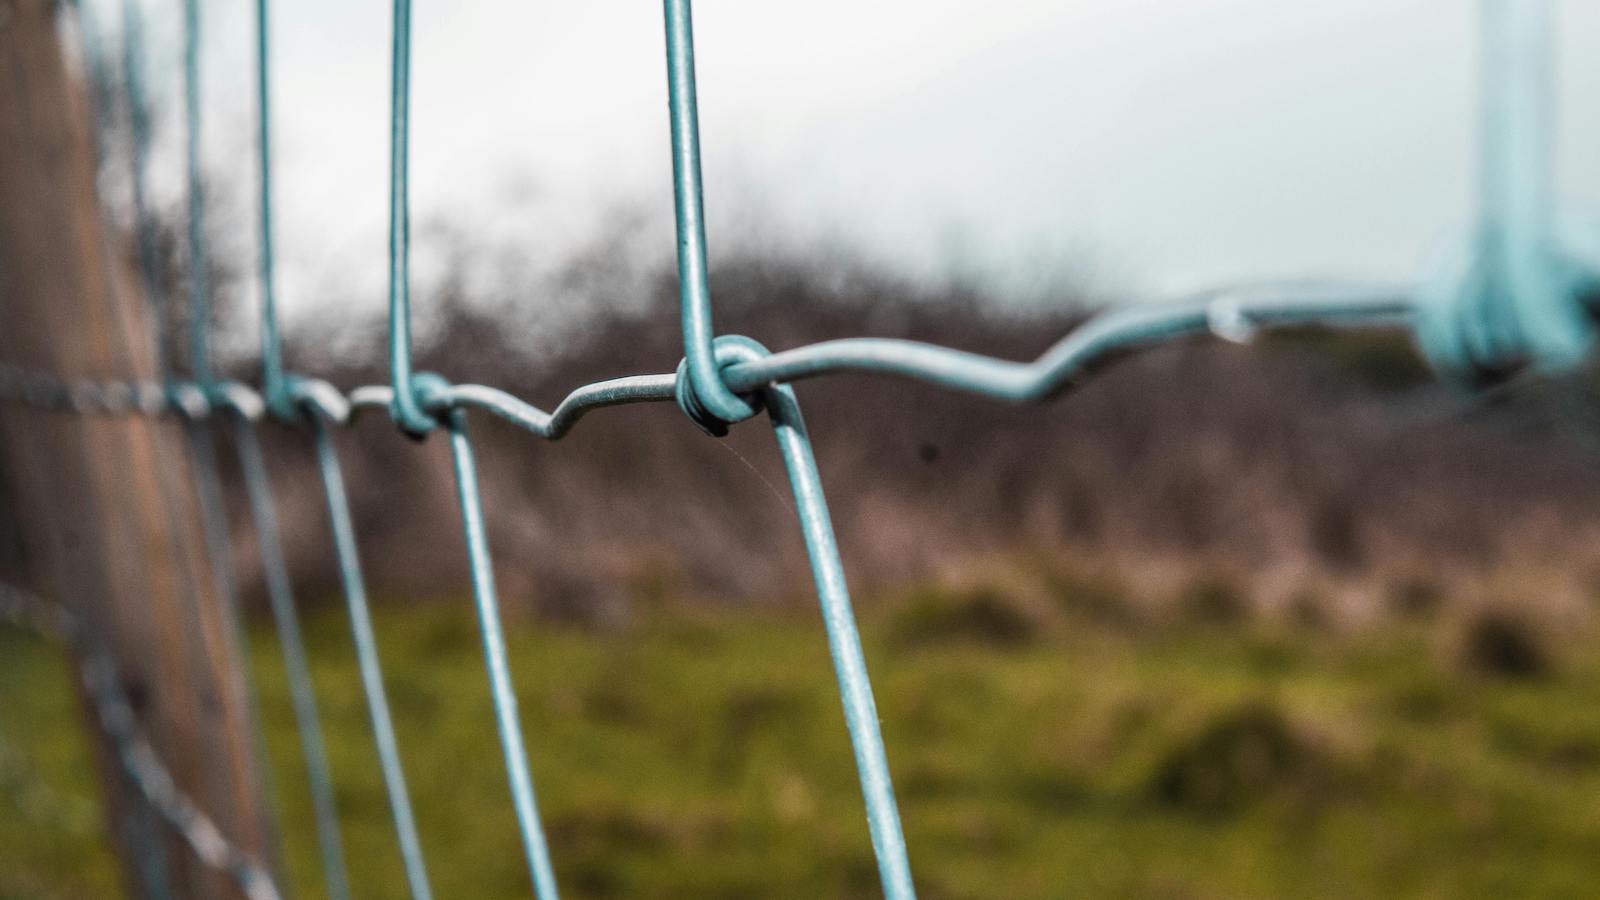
[[1, 0, 1596, 898]]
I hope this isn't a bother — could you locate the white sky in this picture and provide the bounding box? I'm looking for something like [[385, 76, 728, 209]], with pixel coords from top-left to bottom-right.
[[101, 0, 1600, 322]]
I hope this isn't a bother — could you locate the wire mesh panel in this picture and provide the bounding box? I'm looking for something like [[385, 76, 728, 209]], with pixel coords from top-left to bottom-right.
[[2, 0, 1599, 898]]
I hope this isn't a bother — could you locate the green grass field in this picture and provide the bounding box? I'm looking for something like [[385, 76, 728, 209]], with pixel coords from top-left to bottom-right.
[[6, 580, 1600, 898]]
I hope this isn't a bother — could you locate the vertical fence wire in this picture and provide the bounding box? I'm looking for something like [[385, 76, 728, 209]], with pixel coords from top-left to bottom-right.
[[178, 0, 285, 879], [385, 0, 432, 436], [661, 0, 749, 426], [379, 0, 561, 886], [764, 387, 914, 899], [232, 419, 353, 900], [1478, 0, 1586, 368], [441, 410, 561, 900], [659, 0, 915, 886], [119, 0, 166, 383], [181, 0, 210, 385], [691, 337, 917, 897], [1483, 0, 1550, 295], [308, 415, 435, 900], [254, 0, 288, 418], [244, 1, 354, 895], [9, 3, 1594, 899]]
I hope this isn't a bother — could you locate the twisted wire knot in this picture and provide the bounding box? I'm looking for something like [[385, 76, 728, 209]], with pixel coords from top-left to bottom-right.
[[262, 379, 300, 423], [383, 371, 453, 438], [1415, 213, 1600, 385], [412, 371, 457, 430], [388, 372, 449, 439], [674, 335, 771, 437]]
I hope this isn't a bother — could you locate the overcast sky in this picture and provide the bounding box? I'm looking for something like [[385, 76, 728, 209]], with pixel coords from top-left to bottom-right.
[[100, 0, 1600, 322]]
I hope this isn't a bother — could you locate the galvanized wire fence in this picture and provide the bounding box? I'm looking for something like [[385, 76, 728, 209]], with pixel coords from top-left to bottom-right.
[[2, 0, 1597, 898]]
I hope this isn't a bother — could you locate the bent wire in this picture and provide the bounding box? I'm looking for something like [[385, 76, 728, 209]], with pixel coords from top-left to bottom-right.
[[661, 0, 752, 427], [1415, 0, 1600, 380], [8, 2, 1600, 900], [308, 415, 435, 900], [0, 283, 1426, 433], [439, 405, 562, 899], [763, 364, 916, 898], [386, 0, 434, 436], [243, 9, 353, 892], [231, 416, 354, 900]]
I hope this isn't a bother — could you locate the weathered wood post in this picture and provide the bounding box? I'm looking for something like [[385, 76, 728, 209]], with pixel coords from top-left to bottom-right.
[[0, 1, 270, 896]]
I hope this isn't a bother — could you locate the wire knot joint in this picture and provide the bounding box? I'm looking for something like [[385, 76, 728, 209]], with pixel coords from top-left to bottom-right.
[[1416, 212, 1600, 385], [674, 335, 770, 437]]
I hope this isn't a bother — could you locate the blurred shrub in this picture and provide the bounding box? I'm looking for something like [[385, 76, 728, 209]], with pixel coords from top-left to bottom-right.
[[1046, 566, 1137, 629], [1456, 607, 1552, 679], [1285, 588, 1329, 630], [1389, 576, 1444, 619], [1269, 328, 1432, 392], [1147, 701, 1324, 815], [888, 584, 1044, 650], [1177, 573, 1250, 626]]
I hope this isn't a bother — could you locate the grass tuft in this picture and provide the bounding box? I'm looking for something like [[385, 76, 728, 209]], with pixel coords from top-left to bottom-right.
[[1147, 701, 1329, 815], [887, 584, 1044, 650], [1456, 607, 1552, 679]]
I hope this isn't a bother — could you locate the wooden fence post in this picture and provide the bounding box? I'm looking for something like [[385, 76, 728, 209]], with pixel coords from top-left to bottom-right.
[[0, 1, 271, 896]]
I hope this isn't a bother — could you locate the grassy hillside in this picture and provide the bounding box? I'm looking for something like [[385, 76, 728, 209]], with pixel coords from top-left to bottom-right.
[[7, 569, 1600, 898]]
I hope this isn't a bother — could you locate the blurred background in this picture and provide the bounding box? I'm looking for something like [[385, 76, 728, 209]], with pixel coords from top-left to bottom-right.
[[9, 0, 1600, 897]]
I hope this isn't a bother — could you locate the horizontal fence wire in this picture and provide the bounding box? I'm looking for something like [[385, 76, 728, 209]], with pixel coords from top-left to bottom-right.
[[2, 0, 1598, 898]]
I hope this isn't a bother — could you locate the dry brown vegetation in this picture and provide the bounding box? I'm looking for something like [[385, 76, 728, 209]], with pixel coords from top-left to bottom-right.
[[203, 251, 1600, 631]]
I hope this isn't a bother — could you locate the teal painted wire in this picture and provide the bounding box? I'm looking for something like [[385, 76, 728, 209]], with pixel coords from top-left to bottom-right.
[[1416, 0, 1595, 379], [124, 803, 177, 900], [0, 285, 1414, 428], [1483, 0, 1550, 286], [441, 408, 561, 899], [178, 2, 286, 875], [28, 4, 1600, 894], [233, 419, 353, 900], [386, 0, 433, 436], [308, 416, 435, 900], [662, 0, 754, 427], [1478, 0, 1589, 369], [1482, 0, 1550, 362], [687, 336, 915, 896], [120, 0, 168, 385], [254, 0, 288, 417], [181, 0, 210, 384], [761, 374, 915, 898], [245, 8, 351, 892], [718, 285, 1410, 401]]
